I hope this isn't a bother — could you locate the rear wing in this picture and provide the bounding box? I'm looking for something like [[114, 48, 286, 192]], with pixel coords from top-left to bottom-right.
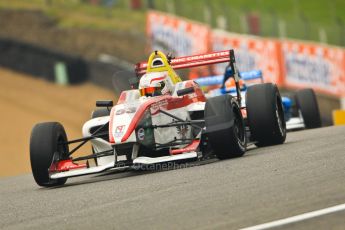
[[135, 50, 233, 76], [195, 70, 263, 87]]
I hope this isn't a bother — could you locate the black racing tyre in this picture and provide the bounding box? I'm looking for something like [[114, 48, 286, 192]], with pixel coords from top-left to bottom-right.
[[30, 122, 69, 187], [246, 83, 286, 146], [205, 94, 246, 159], [296, 88, 321, 129], [91, 108, 110, 118]]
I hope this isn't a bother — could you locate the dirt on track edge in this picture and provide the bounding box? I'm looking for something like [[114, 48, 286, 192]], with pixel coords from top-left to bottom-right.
[[0, 68, 115, 177]]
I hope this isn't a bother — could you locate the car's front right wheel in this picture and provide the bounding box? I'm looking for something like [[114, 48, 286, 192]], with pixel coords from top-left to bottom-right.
[[204, 94, 246, 159]]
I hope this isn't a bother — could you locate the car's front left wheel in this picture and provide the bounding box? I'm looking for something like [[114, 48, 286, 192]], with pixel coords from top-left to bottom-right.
[[30, 122, 69, 187]]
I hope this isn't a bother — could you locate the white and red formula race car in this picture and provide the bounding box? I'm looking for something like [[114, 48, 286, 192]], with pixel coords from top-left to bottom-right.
[[30, 49, 286, 187]]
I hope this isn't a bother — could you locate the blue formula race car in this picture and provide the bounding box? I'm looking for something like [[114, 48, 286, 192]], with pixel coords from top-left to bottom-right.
[[195, 67, 321, 130]]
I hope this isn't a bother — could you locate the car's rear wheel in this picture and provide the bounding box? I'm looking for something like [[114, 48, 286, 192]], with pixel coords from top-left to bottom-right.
[[205, 94, 246, 159], [246, 83, 286, 146], [30, 122, 69, 187], [295, 88, 321, 129]]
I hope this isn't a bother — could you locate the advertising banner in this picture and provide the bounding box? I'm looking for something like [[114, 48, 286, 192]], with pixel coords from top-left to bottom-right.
[[146, 11, 345, 97], [211, 30, 283, 84], [146, 11, 210, 57], [282, 41, 345, 97]]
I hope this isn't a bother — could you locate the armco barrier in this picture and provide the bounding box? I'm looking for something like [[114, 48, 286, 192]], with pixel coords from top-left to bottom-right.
[[0, 38, 88, 84]]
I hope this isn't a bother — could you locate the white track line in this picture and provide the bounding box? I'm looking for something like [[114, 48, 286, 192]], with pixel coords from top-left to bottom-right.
[[240, 203, 345, 230]]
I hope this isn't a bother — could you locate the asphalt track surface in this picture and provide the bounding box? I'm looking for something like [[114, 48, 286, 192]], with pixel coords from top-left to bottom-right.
[[0, 126, 344, 230]]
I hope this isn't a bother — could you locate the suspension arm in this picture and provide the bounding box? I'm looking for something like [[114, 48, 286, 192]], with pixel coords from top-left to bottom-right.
[[72, 149, 113, 162], [150, 120, 205, 129], [67, 121, 109, 156], [158, 109, 204, 129]]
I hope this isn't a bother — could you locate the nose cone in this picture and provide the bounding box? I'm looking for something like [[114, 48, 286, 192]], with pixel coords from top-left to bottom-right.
[[109, 104, 139, 143]]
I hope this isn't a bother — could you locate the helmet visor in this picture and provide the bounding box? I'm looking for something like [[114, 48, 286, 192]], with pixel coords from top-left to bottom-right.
[[140, 87, 162, 96]]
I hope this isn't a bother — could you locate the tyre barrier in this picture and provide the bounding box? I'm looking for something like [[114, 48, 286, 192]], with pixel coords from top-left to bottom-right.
[[0, 38, 129, 89], [0, 38, 88, 84]]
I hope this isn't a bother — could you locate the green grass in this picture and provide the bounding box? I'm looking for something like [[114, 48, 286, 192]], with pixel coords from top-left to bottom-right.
[[154, 0, 345, 46], [0, 0, 146, 32], [0, 0, 344, 46]]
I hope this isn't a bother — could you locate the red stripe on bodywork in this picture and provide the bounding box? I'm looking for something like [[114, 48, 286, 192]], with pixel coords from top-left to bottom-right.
[[170, 140, 200, 155], [117, 91, 127, 105], [109, 107, 116, 143], [120, 95, 171, 142], [49, 159, 86, 173], [150, 76, 166, 84], [241, 108, 247, 118]]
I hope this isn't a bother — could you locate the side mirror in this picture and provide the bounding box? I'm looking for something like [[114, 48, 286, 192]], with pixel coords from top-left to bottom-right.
[[96, 100, 113, 107], [177, 87, 195, 96]]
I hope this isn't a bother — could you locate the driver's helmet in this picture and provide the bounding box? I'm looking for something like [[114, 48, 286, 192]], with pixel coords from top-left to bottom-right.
[[139, 72, 174, 97]]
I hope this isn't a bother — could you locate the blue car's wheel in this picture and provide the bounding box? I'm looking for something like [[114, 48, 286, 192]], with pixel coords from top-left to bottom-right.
[[296, 88, 321, 129]]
